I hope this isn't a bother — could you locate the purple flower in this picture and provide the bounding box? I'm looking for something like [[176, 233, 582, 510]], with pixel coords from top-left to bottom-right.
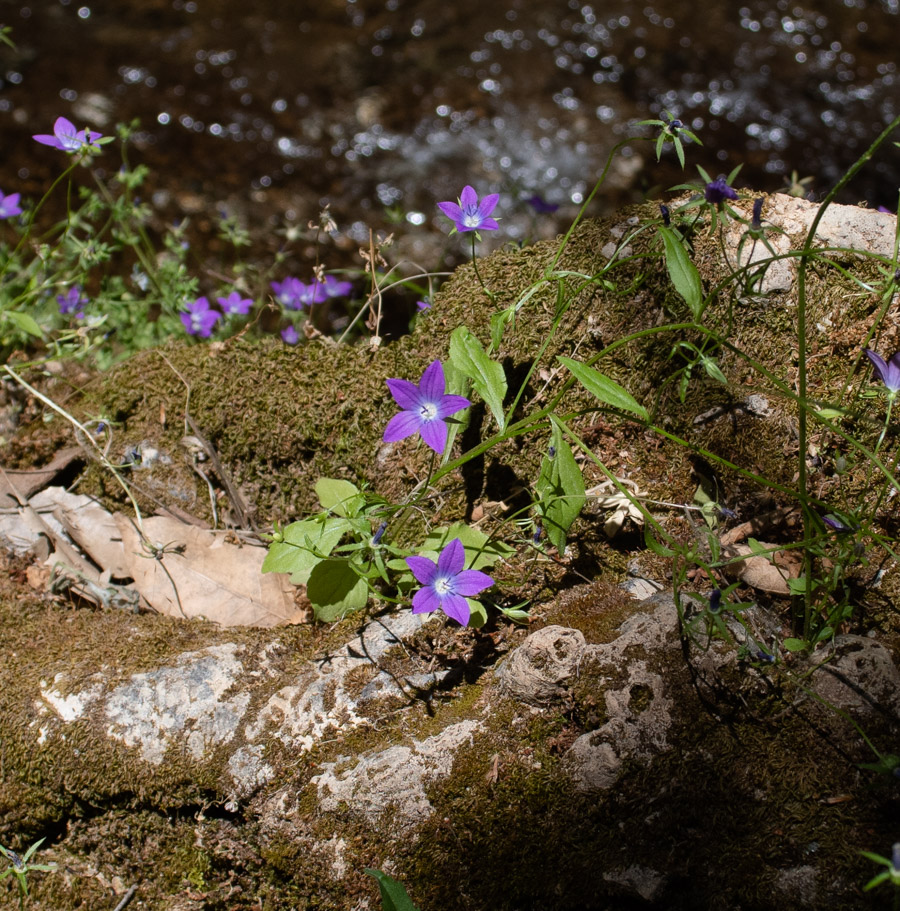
[[33, 116, 103, 153], [525, 194, 559, 214], [751, 197, 765, 230], [383, 359, 470, 455], [416, 299, 432, 312], [281, 325, 299, 345], [180, 296, 222, 338], [865, 348, 900, 396], [0, 190, 22, 219], [322, 274, 353, 298], [437, 185, 500, 233], [705, 177, 738, 205], [405, 538, 494, 626], [57, 286, 88, 318], [217, 290, 254, 316], [270, 277, 327, 311]]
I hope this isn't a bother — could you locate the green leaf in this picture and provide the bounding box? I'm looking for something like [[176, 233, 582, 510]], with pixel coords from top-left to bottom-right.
[[490, 307, 515, 350], [700, 355, 727, 385], [261, 517, 350, 584], [421, 523, 514, 571], [466, 598, 488, 628], [364, 869, 420, 911], [535, 416, 585, 553], [306, 559, 369, 621], [659, 225, 704, 320], [449, 326, 507, 431], [4, 310, 43, 338], [644, 526, 676, 558], [315, 478, 364, 517], [557, 356, 648, 421], [782, 637, 807, 653]]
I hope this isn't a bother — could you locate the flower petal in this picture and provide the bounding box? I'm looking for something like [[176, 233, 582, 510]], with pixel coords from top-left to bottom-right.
[[436, 538, 465, 576], [440, 593, 471, 625], [459, 185, 478, 208], [453, 569, 494, 597], [476, 217, 500, 231], [54, 116, 77, 136], [418, 360, 446, 401], [385, 377, 423, 410], [477, 193, 500, 217], [435, 394, 471, 419], [405, 555, 439, 585], [418, 417, 448, 454], [383, 410, 422, 443], [437, 201, 462, 222], [865, 348, 889, 385], [412, 586, 441, 614]]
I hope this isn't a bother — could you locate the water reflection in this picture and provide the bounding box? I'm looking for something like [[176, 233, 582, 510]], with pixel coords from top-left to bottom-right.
[[1, 0, 899, 265]]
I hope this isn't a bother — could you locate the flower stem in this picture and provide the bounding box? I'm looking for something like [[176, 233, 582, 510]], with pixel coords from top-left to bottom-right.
[[470, 232, 496, 303]]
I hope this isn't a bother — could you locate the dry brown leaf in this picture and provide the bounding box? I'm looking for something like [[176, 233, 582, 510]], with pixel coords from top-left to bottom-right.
[[114, 514, 300, 627], [56, 495, 131, 578], [725, 543, 799, 596], [0, 447, 81, 507]]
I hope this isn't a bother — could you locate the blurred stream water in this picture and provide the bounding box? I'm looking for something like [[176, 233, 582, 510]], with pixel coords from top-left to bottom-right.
[[1, 0, 898, 281]]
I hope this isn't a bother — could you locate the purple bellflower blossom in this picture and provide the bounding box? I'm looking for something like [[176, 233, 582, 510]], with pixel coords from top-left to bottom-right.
[[217, 290, 254, 316], [865, 348, 900, 397], [438, 185, 500, 233], [405, 538, 494, 626], [180, 296, 222, 338], [416, 299, 432, 312], [281, 325, 300, 345], [383, 359, 470, 455], [322, 274, 353, 298], [33, 116, 103, 153], [705, 177, 738, 206], [270, 277, 327, 310], [0, 190, 22, 219], [525, 194, 559, 214], [57, 286, 88, 319]]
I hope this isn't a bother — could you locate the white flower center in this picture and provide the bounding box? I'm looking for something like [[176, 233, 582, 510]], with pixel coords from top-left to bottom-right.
[[462, 209, 481, 227], [419, 402, 438, 422], [433, 576, 452, 596]]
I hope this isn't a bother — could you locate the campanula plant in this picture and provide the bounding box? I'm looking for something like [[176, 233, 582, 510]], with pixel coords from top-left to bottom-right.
[[438, 184, 500, 302], [383, 359, 471, 456]]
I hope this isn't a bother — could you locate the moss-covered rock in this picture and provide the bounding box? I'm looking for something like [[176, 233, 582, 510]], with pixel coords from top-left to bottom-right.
[[2, 194, 900, 910]]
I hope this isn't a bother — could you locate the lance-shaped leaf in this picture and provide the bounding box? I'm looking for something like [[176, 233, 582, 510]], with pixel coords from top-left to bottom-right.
[[659, 225, 704, 320], [449, 325, 507, 431], [535, 416, 586, 553], [558, 356, 648, 421]]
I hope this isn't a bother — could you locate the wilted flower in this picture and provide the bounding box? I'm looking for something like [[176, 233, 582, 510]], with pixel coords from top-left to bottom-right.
[[405, 537, 494, 626], [180, 296, 221, 338], [659, 203, 671, 227], [865, 348, 900, 397], [57, 286, 88, 318], [217, 290, 254, 316], [281, 325, 299, 345], [705, 177, 738, 205], [383, 359, 470, 455], [438, 185, 500, 233], [0, 189, 22, 219], [33, 116, 103, 153]]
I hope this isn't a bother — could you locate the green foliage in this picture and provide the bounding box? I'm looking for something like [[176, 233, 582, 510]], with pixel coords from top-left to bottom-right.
[[0, 839, 56, 910], [557, 355, 648, 421], [658, 225, 704, 321], [364, 868, 420, 911], [448, 325, 508, 431], [534, 416, 586, 553]]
